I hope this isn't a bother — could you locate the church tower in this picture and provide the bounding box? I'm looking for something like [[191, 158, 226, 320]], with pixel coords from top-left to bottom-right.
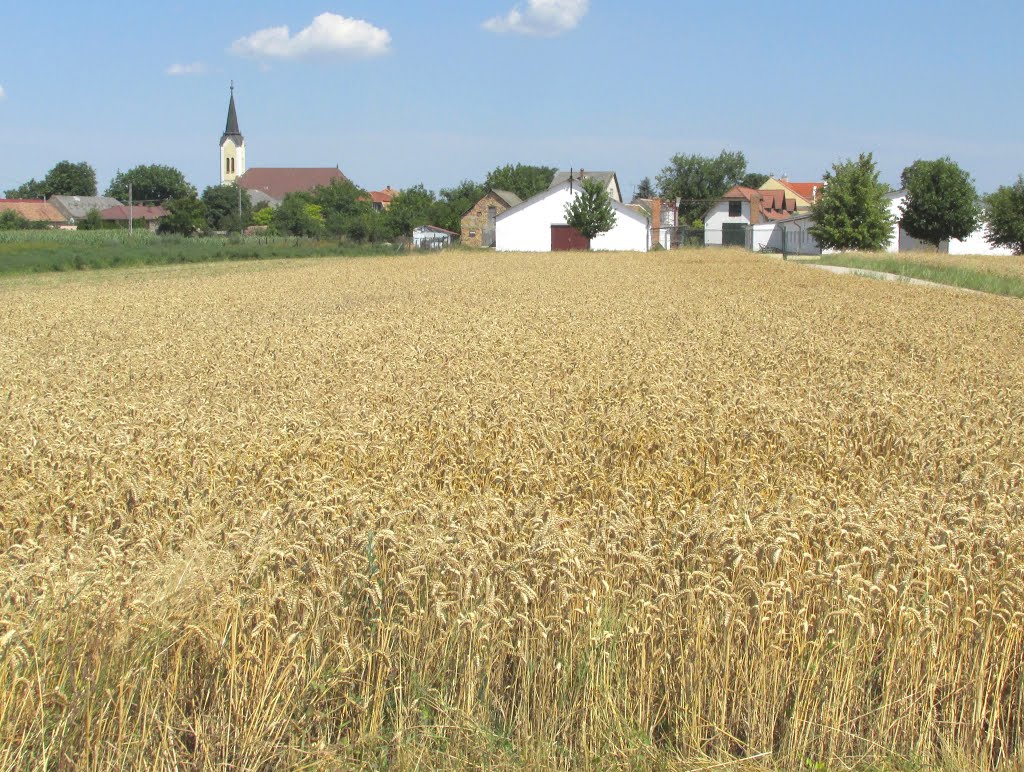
[[220, 84, 246, 184]]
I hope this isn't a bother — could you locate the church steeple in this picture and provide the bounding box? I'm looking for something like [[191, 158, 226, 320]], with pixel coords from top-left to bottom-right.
[[220, 83, 246, 184]]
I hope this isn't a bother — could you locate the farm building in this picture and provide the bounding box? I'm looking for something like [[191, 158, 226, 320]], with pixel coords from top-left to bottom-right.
[[495, 175, 650, 252], [100, 204, 168, 231], [413, 225, 457, 249], [50, 195, 123, 226], [0, 199, 67, 227], [550, 170, 623, 202], [461, 190, 522, 247]]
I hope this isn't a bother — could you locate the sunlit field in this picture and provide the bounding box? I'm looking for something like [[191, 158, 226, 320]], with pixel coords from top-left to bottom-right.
[[1, 250, 1022, 769]]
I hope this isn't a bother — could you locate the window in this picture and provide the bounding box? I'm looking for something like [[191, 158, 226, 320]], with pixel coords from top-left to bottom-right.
[[728, 201, 742, 217]]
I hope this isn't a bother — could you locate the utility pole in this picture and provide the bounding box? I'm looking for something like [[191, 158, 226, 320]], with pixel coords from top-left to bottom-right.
[[129, 183, 133, 235]]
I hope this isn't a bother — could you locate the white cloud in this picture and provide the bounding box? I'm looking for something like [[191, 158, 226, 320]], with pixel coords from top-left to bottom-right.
[[0, 85, 5, 99], [484, 0, 589, 36], [229, 13, 391, 59], [166, 62, 206, 76]]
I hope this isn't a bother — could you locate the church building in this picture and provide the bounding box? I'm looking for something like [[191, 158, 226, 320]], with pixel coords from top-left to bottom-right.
[[219, 86, 348, 206]]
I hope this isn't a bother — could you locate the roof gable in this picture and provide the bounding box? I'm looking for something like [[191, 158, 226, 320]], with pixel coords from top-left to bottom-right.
[[550, 170, 622, 202], [497, 178, 646, 226]]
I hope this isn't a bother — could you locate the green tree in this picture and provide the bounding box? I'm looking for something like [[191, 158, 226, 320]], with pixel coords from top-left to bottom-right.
[[485, 164, 556, 201], [4, 179, 46, 199], [435, 180, 487, 233], [384, 184, 438, 238], [251, 206, 274, 227], [272, 192, 324, 237], [809, 152, 894, 252], [564, 177, 617, 241], [656, 150, 756, 223], [899, 158, 980, 248], [985, 176, 1024, 254], [158, 196, 207, 236], [311, 179, 375, 239], [202, 184, 252, 232], [0, 210, 31, 229], [44, 161, 97, 196], [4, 160, 97, 198], [106, 165, 196, 204], [739, 171, 770, 190], [633, 177, 655, 201], [77, 208, 104, 231]]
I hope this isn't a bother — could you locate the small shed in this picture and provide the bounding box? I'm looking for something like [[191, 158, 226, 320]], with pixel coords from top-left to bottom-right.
[[413, 225, 457, 249]]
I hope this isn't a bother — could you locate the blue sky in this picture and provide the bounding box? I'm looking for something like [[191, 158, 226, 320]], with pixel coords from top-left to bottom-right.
[[2, 0, 1023, 200]]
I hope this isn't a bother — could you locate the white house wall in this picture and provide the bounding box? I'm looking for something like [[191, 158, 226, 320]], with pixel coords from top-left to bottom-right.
[[496, 183, 649, 252], [704, 201, 750, 246], [945, 224, 1014, 256]]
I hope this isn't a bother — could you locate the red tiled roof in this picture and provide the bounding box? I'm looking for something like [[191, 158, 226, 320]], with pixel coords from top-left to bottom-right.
[[776, 180, 823, 203], [722, 185, 759, 201], [0, 199, 65, 222], [237, 167, 347, 200], [100, 205, 168, 221], [369, 186, 398, 204], [719, 186, 796, 220]]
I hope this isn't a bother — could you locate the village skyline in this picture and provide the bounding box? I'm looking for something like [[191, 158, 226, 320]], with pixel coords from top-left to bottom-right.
[[2, 1, 1024, 199]]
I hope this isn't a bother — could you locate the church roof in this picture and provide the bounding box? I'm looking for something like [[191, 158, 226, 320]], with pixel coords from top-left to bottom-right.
[[236, 167, 347, 201]]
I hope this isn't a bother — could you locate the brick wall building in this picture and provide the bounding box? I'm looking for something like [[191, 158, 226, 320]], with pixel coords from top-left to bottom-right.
[[461, 190, 522, 247]]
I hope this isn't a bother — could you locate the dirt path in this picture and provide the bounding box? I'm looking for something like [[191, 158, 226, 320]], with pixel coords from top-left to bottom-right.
[[794, 262, 985, 294]]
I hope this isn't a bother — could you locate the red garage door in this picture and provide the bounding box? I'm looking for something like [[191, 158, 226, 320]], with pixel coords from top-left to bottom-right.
[[551, 225, 590, 251]]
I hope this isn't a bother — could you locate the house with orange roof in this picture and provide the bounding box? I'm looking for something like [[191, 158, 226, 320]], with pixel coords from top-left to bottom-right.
[[703, 185, 800, 246], [759, 177, 823, 210], [368, 187, 398, 211]]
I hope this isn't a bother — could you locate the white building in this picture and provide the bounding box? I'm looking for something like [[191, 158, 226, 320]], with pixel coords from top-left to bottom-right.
[[495, 176, 650, 252], [887, 190, 1012, 256], [748, 191, 1014, 257], [703, 186, 799, 247]]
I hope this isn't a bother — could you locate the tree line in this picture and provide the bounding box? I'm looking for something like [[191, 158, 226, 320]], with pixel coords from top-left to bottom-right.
[[7, 155, 1024, 254], [2, 161, 560, 240]]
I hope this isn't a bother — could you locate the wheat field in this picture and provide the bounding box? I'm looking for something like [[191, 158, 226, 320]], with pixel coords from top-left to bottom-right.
[[1, 250, 1022, 769]]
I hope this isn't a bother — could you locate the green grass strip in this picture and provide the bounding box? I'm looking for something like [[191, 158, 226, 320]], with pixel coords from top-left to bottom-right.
[[811, 255, 1024, 298], [0, 231, 405, 276]]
